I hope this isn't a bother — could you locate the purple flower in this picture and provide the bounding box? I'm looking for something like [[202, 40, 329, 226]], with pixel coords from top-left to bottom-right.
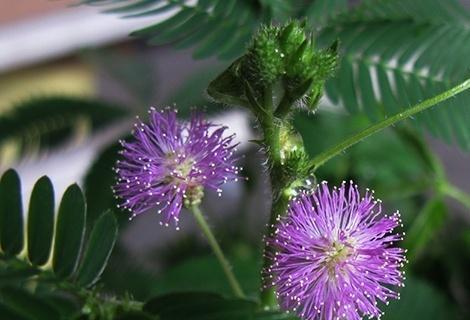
[[114, 108, 240, 228], [269, 181, 406, 320]]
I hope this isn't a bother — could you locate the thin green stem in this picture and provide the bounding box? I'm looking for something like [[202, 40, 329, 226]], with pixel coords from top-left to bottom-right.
[[311, 78, 470, 170], [190, 205, 245, 298], [439, 183, 470, 210]]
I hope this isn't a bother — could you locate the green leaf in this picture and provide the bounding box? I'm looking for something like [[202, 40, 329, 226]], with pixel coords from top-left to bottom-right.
[[77, 211, 118, 288], [0, 286, 61, 320], [340, 0, 469, 25], [147, 12, 208, 46], [84, 142, 122, 227], [126, 2, 183, 18], [52, 184, 86, 279], [0, 173, 119, 319], [305, 0, 348, 28], [404, 198, 447, 262], [173, 18, 219, 50], [27, 176, 55, 266], [0, 267, 39, 287], [132, 7, 193, 36], [357, 62, 380, 121], [217, 25, 254, 60], [82, 0, 262, 60], [0, 96, 129, 159], [320, 0, 470, 150], [103, 0, 160, 14], [0, 169, 24, 257], [337, 57, 359, 113], [193, 20, 239, 59], [247, 0, 283, 21]]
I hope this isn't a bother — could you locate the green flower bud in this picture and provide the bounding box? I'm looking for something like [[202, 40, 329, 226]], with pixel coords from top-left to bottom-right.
[[279, 123, 305, 165], [306, 82, 323, 112], [281, 146, 317, 198], [304, 43, 339, 111], [280, 21, 307, 56], [278, 123, 317, 195], [311, 44, 339, 81], [282, 38, 339, 113], [293, 51, 317, 80], [243, 25, 284, 87]]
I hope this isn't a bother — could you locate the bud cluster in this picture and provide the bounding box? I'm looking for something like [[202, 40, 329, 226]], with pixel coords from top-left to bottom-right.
[[206, 21, 340, 198], [243, 21, 339, 112]]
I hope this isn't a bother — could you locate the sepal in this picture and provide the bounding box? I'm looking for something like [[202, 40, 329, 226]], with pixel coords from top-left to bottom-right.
[[206, 58, 249, 108]]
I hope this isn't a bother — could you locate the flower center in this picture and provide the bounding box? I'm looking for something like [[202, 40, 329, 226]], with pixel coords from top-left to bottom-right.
[[324, 241, 353, 277], [174, 159, 194, 178], [163, 152, 205, 207], [164, 152, 195, 183]]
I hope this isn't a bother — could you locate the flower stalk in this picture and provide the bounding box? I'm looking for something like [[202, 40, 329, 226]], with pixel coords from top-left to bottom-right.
[[190, 205, 246, 298], [310, 78, 470, 171]]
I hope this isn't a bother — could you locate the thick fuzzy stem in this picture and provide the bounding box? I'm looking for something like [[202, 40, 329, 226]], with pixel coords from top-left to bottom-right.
[[259, 85, 289, 308]]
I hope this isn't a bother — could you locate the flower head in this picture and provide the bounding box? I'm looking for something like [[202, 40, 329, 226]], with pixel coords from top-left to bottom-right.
[[269, 181, 406, 320], [114, 108, 240, 228]]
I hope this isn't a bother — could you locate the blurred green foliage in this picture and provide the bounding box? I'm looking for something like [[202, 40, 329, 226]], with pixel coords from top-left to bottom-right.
[[0, 0, 468, 319]]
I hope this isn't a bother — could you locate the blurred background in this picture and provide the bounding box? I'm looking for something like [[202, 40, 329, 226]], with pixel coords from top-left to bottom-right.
[[1, 1, 469, 319]]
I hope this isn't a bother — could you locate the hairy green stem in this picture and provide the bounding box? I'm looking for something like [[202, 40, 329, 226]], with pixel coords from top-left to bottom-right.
[[260, 189, 290, 308], [259, 85, 286, 308], [262, 85, 282, 164], [190, 205, 245, 298], [311, 78, 470, 170], [274, 93, 293, 119]]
